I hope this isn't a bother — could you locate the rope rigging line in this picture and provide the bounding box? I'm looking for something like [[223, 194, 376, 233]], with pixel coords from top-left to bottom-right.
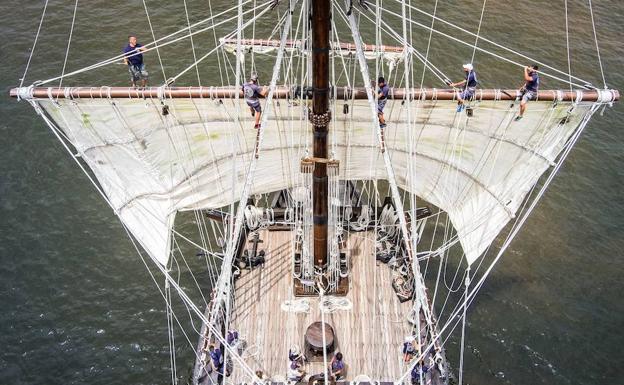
[[58, 0, 78, 91], [398, 0, 420, 306], [133, 238, 218, 382], [458, 267, 470, 385], [347, 5, 451, 85], [168, 2, 275, 85], [381, 0, 592, 88], [142, 0, 168, 81], [30, 100, 232, 385], [440, 104, 601, 356], [19, 0, 49, 90], [34, 0, 265, 86], [172, 236, 209, 307], [564, 0, 573, 92], [165, 278, 177, 385], [436, 104, 562, 331], [470, 0, 487, 64], [35, 98, 229, 267], [208, 0, 294, 350], [399, 1, 428, 375], [587, 0, 607, 89], [156, 257, 260, 381], [418, 0, 440, 88], [396, 102, 601, 385], [183, 0, 202, 85], [344, 1, 438, 345]]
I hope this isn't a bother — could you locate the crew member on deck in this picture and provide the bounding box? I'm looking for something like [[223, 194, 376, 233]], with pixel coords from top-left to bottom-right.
[[328, 351, 345, 380], [243, 72, 267, 129], [123, 35, 148, 88], [377, 76, 390, 128], [227, 329, 239, 346], [253, 370, 265, 385], [515, 64, 540, 121], [208, 344, 225, 379], [447, 63, 477, 112], [287, 360, 306, 382], [410, 359, 430, 385], [403, 335, 419, 363], [289, 345, 306, 365]]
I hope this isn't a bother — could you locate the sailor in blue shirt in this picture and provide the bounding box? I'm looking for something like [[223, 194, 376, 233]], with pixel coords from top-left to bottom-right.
[[377, 76, 390, 128], [123, 35, 148, 88], [328, 351, 345, 380], [448, 63, 477, 112], [410, 360, 430, 385], [515, 64, 540, 121], [403, 335, 418, 363], [242, 72, 267, 129], [209, 345, 224, 373]]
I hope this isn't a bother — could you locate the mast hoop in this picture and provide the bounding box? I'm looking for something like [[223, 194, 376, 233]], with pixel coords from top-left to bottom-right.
[[308, 109, 332, 126]]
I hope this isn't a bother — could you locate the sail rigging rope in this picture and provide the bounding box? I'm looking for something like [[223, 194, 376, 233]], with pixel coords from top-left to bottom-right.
[[441, 101, 564, 327], [172, 237, 210, 307], [378, 0, 590, 89], [386, 0, 592, 87], [142, 0, 167, 81], [31, 99, 224, 385], [458, 267, 470, 385], [344, 1, 438, 348], [587, 0, 607, 89], [34, 0, 265, 86], [183, 0, 202, 85], [165, 278, 177, 385], [123, 223, 238, 385], [19, 0, 49, 91], [418, 0, 440, 88], [395, 102, 601, 384], [168, 3, 275, 85], [470, 0, 487, 64], [39, 98, 228, 265], [564, 0, 573, 92], [437, 105, 599, 356], [440, 107, 598, 346], [58, 0, 78, 91], [209, 2, 294, 359], [348, 5, 450, 86]]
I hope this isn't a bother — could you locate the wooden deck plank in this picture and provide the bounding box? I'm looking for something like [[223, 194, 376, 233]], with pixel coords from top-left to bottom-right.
[[228, 230, 416, 384]]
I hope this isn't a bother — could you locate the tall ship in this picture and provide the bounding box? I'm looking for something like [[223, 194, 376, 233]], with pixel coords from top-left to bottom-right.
[[10, 0, 618, 384]]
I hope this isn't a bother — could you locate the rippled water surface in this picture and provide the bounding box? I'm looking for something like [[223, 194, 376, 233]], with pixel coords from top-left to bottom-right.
[[1, 1, 623, 384]]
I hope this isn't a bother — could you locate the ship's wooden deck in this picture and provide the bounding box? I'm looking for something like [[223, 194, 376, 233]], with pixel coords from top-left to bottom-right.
[[228, 230, 417, 383]]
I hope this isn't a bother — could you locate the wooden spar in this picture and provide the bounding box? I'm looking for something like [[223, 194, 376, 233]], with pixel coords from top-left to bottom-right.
[[220, 37, 405, 53], [311, 0, 330, 271], [10, 86, 619, 102]]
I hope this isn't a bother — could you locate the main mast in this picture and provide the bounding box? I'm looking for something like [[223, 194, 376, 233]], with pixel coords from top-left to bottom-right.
[[311, 0, 330, 275]]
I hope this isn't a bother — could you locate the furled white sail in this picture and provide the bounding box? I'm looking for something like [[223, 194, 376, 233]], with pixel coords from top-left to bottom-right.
[[221, 39, 405, 69], [35, 96, 593, 265]]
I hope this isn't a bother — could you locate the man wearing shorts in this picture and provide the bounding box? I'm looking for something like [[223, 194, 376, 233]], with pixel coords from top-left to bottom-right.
[[448, 63, 477, 112], [242, 72, 267, 129], [123, 35, 148, 88], [515, 64, 540, 121]]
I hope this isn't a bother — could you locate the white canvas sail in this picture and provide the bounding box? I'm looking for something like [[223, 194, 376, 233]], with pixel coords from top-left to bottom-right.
[[33, 95, 595, 266]]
